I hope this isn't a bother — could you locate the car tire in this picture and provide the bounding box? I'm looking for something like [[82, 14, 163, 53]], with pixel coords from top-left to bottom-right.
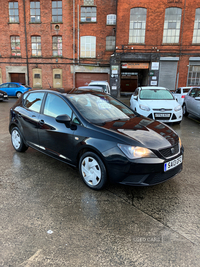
[[183, 104, 188, 116], [16, 92, 22, 98], [79, 152, 107, 190], [11, 127, 28, 152]]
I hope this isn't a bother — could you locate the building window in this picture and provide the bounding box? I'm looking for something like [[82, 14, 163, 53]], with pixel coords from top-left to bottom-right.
[[52, 1, 62, 22], [129, 8, 147, 44], [52, 36, 62, 56], [80, 36, 96, 58], [81, 7, 97, 22], [31, 36, 41, 56], [107, 14, 116, 25], [11, 36, 21, 56], [162, 8, 182, 44], [106, 36, 115, 51], [30, 1, 41, 23], [187, 65, 200, 86], [9, 2, 19, 23], [192, 8, 200, 44]]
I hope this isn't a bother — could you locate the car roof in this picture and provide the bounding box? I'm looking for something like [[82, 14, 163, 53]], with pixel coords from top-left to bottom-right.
[[138, 86, 167, 90], [89, 81, 108, 85], [78, 86, 103, 91]]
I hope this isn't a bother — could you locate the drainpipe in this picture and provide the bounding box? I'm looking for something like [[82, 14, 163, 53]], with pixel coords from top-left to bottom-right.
[[176, 0, 186, 89], [73, 0, 75, 88], [23, 0, 29, 86], [77, 4, 80, 64]]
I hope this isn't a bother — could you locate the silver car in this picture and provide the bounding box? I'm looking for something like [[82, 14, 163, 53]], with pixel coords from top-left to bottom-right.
[[183, 87, 200, 118]]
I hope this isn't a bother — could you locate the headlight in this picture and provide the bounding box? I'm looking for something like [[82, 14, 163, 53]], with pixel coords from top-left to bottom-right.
[[179, 137, 182, 148], [117, 144, 156, 159], [174, 105, 182, 112], [139, 104, 150, 111]]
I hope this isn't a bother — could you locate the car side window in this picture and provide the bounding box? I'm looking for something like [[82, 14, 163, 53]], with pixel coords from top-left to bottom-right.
[[0, 83, 9, 88], [24, 92, 44, 113], [44, 93, 72, 119], [189, 88, 197, 98], [176, 88, 181, 94]]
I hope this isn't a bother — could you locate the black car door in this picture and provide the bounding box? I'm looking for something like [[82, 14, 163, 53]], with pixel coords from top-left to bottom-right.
[[38, 92, 76, 164], [17, 92, 45, 147]]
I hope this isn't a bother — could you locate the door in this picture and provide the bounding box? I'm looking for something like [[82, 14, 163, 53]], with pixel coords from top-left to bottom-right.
[[38, 93, 75, 163], [18, 92, 45, 146], [121, 78, 138, 93], [10, 73, 25, 85]]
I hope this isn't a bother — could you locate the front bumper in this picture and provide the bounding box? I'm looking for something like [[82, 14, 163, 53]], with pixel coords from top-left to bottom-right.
[[0, 95, 8, 101], [104, 147, 184, 186], [139, 109, 182, 123]]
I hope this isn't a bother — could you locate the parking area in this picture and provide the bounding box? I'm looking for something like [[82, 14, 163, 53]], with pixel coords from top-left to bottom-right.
[[1, 98, 200, 266]]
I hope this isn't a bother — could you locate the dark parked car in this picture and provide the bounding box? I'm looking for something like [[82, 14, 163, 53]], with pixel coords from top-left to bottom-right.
[[0, 90, 8, 101], [0, 82, 32, 98], [9, 89, 184, 190], [183, 87, 200, 118]]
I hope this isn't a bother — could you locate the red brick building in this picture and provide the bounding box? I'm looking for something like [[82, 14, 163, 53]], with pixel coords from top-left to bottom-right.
[[0, 0, 200, 96]]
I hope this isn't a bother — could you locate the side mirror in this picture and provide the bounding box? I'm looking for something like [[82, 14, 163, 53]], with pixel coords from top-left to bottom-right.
[[56, 114, 71, 124], [133, 95, 138, 100]]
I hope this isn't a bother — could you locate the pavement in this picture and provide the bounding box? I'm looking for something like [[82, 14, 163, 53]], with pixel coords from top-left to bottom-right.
[[1, 97, 200, 266]]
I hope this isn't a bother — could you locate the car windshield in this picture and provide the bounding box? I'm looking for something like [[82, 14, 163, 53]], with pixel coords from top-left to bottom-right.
[[140, 89, 174, 100], [68, 94, 135, 124], [90, 84, 107, 92]]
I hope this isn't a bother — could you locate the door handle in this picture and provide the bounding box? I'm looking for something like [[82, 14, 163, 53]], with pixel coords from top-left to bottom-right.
[[39, 120, 44, 125]]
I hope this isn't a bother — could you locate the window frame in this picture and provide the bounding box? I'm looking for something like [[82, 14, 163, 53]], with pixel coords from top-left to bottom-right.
[[192, 8, 200, 44], [106, 14, 116, 25], [52, 36, 62, 57], [10, 36, 21, 57], [52, 0, 62, 23], [80, 36, 96, 58], [106, 36, 116, 51], [30, 1, 41, 23], [31, 36, 42, 57], [162, 7, 182, 44], [80, 6, 97, 23], [129, 8, 147, 44], [9, 2, 19, 23]]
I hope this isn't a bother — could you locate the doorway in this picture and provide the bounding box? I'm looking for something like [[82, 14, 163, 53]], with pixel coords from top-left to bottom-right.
[[10, 73, 25, 85]]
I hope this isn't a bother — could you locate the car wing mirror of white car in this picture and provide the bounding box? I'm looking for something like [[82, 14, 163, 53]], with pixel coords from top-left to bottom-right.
[[133, 96, 138, 100]]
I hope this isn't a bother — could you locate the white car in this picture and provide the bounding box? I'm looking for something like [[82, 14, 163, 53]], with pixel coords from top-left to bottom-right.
[[173, 87, 191, 106], [130, 86, 182, 123], [88, 81, 111, 94]]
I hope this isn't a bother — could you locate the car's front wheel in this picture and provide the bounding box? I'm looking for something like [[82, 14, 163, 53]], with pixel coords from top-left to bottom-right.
[[16, 91, 22, 98], [183, 104, 188, 116], [11, 127, 28, 152], [79, 152, 107, 190]]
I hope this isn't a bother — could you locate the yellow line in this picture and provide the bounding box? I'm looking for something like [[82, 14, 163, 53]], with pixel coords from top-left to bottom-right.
[[188, 117, 200, 124]]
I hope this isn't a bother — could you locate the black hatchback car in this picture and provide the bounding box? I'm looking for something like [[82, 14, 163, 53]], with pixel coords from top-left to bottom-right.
[[0, 89, 8, 101], [9, 89, 184, 190]]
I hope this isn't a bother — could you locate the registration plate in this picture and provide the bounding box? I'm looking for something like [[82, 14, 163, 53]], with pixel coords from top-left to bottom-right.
[[164, 155, 182, 172], [155, 113, 170, 118]]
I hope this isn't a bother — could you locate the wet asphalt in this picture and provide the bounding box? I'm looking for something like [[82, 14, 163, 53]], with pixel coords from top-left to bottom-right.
[[1, 98, 200, 267]]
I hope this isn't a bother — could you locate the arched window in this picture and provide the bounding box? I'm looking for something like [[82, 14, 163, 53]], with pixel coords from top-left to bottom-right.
[[80, 36, 96, 58], [163, 7, 182, 44], [192, 8, 200, 44], [107, 14, 116, 25], [129, 8, 147, 44]]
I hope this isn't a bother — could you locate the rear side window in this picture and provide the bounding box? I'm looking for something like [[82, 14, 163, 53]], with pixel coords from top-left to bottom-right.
[[24, 92, 44, 113], [43, 93, 72, 118]]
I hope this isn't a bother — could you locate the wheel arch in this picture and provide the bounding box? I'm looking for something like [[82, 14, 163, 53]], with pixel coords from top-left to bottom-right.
[[76, 146, 109, 179]]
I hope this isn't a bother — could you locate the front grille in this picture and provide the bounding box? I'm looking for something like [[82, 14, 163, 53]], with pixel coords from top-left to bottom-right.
[[153, 108, 172, 111], [159, 143, 180, 159]]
